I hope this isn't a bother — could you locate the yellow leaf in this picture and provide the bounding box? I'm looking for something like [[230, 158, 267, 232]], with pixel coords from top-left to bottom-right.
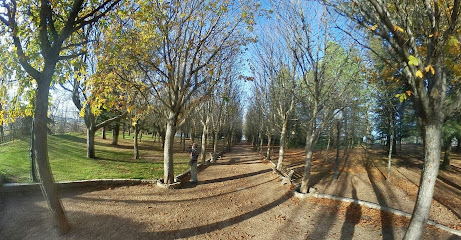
[[394, 25, 404, 33], [370, 24, 378, 31], [425, 65, 435, 75], [415, 70, 424, 78], [429, 34, 433, 38], [405, 90, 412, 96]]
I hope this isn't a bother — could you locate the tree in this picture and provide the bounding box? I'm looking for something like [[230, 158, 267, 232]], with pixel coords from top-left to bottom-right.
[[441, 117, 461, 170], [270, 1, 362, 194], [115, 0, 258, 184], [251, 23, 297, 170], [0, 0, 120, 234], [329, 0, 461, 238]]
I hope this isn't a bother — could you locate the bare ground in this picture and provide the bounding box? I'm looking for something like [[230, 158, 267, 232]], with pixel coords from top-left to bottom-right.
[[0, 143, 460, 239]]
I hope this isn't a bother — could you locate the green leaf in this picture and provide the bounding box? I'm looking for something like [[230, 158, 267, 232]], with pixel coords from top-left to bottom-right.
[[395, 93, 407, 103], [448, 36, 459, 47]]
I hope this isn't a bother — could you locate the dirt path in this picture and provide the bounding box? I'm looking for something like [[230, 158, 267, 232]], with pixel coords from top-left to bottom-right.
[[0, 144, 458, 239]]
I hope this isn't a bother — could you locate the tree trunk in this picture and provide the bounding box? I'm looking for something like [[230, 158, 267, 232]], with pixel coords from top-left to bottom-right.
[[325, 134, 331, 162], [112, 122, 120, 145], [122, 125, 125, 139], [161, 130, 166, 148], [163, 112, 178, 184], [457, 137, 460, 152], [134, 121, 139, 159], [102, 126, 106, 139], [180, 132, 185, 151], [334, 121, 341, 180], [214, 131, 219, 153], [0, 123, 3, 142], [259, 132, 263, 153], [300, 128, 315, 193], [441, 138, 452, 170], [85, 108, 96, 159], [87, 127, 96, 158], [34, 79, 70, 234], [200, 117, 208, 165], [10, 124, 13, 141], [387, 129, 394, 180], [277, 120, 288, 170], [266, 135, 272, 160], [30, 119, 38, 182], [403, 123, 442, 240]]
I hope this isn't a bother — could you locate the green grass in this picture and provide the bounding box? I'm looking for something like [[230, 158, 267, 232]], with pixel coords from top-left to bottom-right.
[[0, 132, 194, 183]]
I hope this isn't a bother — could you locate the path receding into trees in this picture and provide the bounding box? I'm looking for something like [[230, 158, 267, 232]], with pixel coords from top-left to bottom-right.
[[0, 143, 455, 239]]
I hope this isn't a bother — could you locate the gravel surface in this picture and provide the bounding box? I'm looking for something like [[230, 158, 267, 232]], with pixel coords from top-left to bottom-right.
[[0, 144, 459, 239]]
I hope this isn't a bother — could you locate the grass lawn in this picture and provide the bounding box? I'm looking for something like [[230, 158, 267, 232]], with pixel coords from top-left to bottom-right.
[[0, 132, 200, 183]]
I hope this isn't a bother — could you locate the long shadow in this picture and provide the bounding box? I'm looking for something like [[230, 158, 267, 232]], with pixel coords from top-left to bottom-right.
[[437, 174, 461, 191], [198, 169, 272, 185], [393, 164, 461, 219], [53, 133, 161, 152], [94, 157, 160, 164], [365, 160, 395, 240], [340, 184, 361, 240], [337, 147, 352, 180], [142, 190, 292, 239], [54, 134, 86, 143], [70, 178, 278, 205], [305, 171, 350, 239]]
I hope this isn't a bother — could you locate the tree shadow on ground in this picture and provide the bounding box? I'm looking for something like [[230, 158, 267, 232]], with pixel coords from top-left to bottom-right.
[[340, 184, 361, 240], [54, 190, 292, 240], [365, 160, 395, 240], [305, 171, 350, 239], [198, 169, 272, 185], [143, 190, 292, 240]]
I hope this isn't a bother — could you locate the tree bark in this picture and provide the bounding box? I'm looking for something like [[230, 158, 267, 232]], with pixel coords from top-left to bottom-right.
[[87, 127, 96, 158], [300, 127, 315, 193], [214, 131, 219, 153], [259, 132, 263, 153], [34, 79, 70, 234], [163, 111, 178, 184], [0, 122, 3, 142], [266, 135, 272, 160], [85, 108, 97, 159], [134, 121, 139, 159], [387, 126, 394, 180], [180, 132, 186, 151], [102, 126, 106, 139], [403, 123, 442, 240], [441, 138, 452, 170], [334, 121, 341, 180], [325, 133, 331, 162], [112, 122, 120, 145], [276, 120, 288, 170], [30, 119, 38, 182], [200, 115, 209, 165]]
